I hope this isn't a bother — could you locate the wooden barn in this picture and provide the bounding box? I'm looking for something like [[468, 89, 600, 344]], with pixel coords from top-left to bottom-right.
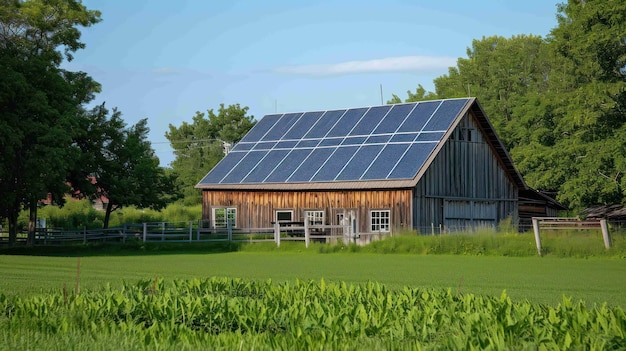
[[196, 98, 528, 235]]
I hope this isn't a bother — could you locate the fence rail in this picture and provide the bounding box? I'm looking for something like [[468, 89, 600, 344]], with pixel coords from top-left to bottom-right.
[[0, 220, 391, 247]]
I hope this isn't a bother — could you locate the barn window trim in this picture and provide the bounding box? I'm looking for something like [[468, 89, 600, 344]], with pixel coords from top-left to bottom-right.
[[370, 210, 390, 232], [304, 210, 324, 226], [275, 209, 294, 223], [212, 207, 237, 228]]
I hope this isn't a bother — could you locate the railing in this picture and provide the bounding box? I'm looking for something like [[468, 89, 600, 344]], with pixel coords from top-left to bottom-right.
[[531, 217, 611, 256], [0, 220, 391, 247]]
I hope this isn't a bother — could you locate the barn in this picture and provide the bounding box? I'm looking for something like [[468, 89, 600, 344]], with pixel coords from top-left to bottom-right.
[[196, 97, 528, 236]]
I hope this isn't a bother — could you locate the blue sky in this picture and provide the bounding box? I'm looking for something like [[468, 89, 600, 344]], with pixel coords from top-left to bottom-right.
[[64, 0, 561, 167]]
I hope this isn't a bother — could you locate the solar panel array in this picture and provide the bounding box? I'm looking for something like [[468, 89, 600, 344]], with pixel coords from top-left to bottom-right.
[[199, 98, 470, 185]]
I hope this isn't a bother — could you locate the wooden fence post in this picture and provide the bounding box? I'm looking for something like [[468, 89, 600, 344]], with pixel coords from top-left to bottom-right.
[[600, 219, 611, 249], [227, 220, 232, 242], [83, 226, 87, 244], [143, 223, 147, 242], [304, 220, 310, 248], [532, 218, 542, 256], [188, 221, 193, 242], [274, 222, 280, 248], [196, 220, 200, 241]]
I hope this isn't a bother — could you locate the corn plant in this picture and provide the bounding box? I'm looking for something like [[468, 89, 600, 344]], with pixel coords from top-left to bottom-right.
[[1, 278, 624, 350]]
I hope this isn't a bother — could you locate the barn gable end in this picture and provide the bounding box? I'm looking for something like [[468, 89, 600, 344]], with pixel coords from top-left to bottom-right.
[[413, 109, 518, 232]]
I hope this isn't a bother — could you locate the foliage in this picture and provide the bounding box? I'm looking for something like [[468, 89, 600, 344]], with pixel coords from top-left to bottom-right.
[[360, 230, 626, 258], [1, 278, 624, 350], [16, 202, 201, 231], [75, 106, 180, 228], [0, 0, 101, 245], [166, 104, 256, 204], [393, 0, 626, 210], [32, 198, 103, 230]]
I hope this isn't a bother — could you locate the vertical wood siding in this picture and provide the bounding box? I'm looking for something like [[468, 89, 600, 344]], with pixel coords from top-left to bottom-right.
[[202, 189, 412, 233], [414, 112, 518, 232]]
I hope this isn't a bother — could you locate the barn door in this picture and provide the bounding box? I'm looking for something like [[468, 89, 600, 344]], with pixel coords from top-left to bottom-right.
[[443, 200, 496, 232]]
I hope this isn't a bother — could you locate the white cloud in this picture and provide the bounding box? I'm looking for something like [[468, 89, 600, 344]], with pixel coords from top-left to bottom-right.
[[274, 56, 457, 76]]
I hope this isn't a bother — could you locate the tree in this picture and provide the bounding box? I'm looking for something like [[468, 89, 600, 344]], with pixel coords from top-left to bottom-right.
[[529, 0, 626, 209], [387, 84, 437, 104], [166, 104, 256, 204], [71, 105, 179, 229], [0, 0, 101, 245], [393, 0, 626, 210], [433, 35, 549, 149]]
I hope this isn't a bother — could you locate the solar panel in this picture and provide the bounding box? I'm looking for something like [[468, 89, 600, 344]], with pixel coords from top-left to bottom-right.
[[198, 98, 471, 185], [261, 113, 302, 141], [283, 111, 324, 139], [305, 110, 347, 138], [288, 148, 335, 182], [239, 114, 281, 143], [264, 148, 312, 183], [220, 151, 267, 184], [335, 144, 384, 180], [311, 146, 359, 181], [423, 99, 468, 131], [242, 149, 290, 182], [326, 108, 368, 137], [349, 105, 391, 136], [373, 103, 416, 134], [361, 144, 410, 180]]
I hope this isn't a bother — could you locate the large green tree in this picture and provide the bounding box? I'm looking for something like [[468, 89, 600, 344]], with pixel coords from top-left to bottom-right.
[[0, 0, 100, 245], [393, 0, 626, 210], [166, 104, 256, 204], [70, 104, 179, 229], [513, 0, 626, 209]]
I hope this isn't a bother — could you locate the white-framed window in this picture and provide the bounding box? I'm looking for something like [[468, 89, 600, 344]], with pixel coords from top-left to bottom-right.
[[305, 210, 324, 226], [275, 210, 294, 223], [370, 210, 390, 232], [213, 207, 236, 228]]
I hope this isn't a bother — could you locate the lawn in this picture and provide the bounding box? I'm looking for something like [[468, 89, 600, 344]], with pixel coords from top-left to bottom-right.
[[1, 249, 625, 308]]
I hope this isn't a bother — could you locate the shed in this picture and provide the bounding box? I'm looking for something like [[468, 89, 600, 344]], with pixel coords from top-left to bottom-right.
[[196, 98, 527, 235], [518, 189, 567, 231]]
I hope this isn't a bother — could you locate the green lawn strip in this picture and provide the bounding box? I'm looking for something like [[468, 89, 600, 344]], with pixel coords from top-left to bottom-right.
[[1, 252, 624, 308]]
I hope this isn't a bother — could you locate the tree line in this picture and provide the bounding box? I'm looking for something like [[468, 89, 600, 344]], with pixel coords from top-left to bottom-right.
[[390, 0, 626, 211]]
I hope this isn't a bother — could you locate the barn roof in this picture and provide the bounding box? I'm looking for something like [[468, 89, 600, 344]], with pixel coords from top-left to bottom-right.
[[196, 97, 527, 191]]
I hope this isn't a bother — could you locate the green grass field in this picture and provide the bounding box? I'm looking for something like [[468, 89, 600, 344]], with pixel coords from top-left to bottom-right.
[[2, 239, 626, 350], [2, 248, 625, 308]]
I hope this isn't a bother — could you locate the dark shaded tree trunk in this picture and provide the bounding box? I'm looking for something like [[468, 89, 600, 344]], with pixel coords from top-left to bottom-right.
[[8, 210, 18, 247], [103, 201, 113, 229], [27, 200, 37, 246]]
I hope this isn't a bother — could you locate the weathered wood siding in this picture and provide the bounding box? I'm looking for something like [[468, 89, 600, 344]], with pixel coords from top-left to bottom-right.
[[202, 189, 412, 233], [413, 112, 518, 232]]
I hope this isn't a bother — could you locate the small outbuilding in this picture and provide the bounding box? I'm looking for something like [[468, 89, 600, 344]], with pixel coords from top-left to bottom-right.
[[518, 189, 568, 231], [196, 98, 528, 235]]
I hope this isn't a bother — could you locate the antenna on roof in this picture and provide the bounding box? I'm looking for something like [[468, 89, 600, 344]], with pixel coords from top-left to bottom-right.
[[380, 84, 384, 105], [467, 83, 471, 97]]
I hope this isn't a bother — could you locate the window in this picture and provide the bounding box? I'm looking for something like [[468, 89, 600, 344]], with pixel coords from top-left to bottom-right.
[[370, 210, 390, 232], [276, 210, 293, 223], [305, 210, 324, 226], [213, 207, 236, 228]]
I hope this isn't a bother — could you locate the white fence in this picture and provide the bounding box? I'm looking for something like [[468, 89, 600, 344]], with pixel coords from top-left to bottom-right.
[[0, 221, 391, 247], [531, 217, 611, 256]]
